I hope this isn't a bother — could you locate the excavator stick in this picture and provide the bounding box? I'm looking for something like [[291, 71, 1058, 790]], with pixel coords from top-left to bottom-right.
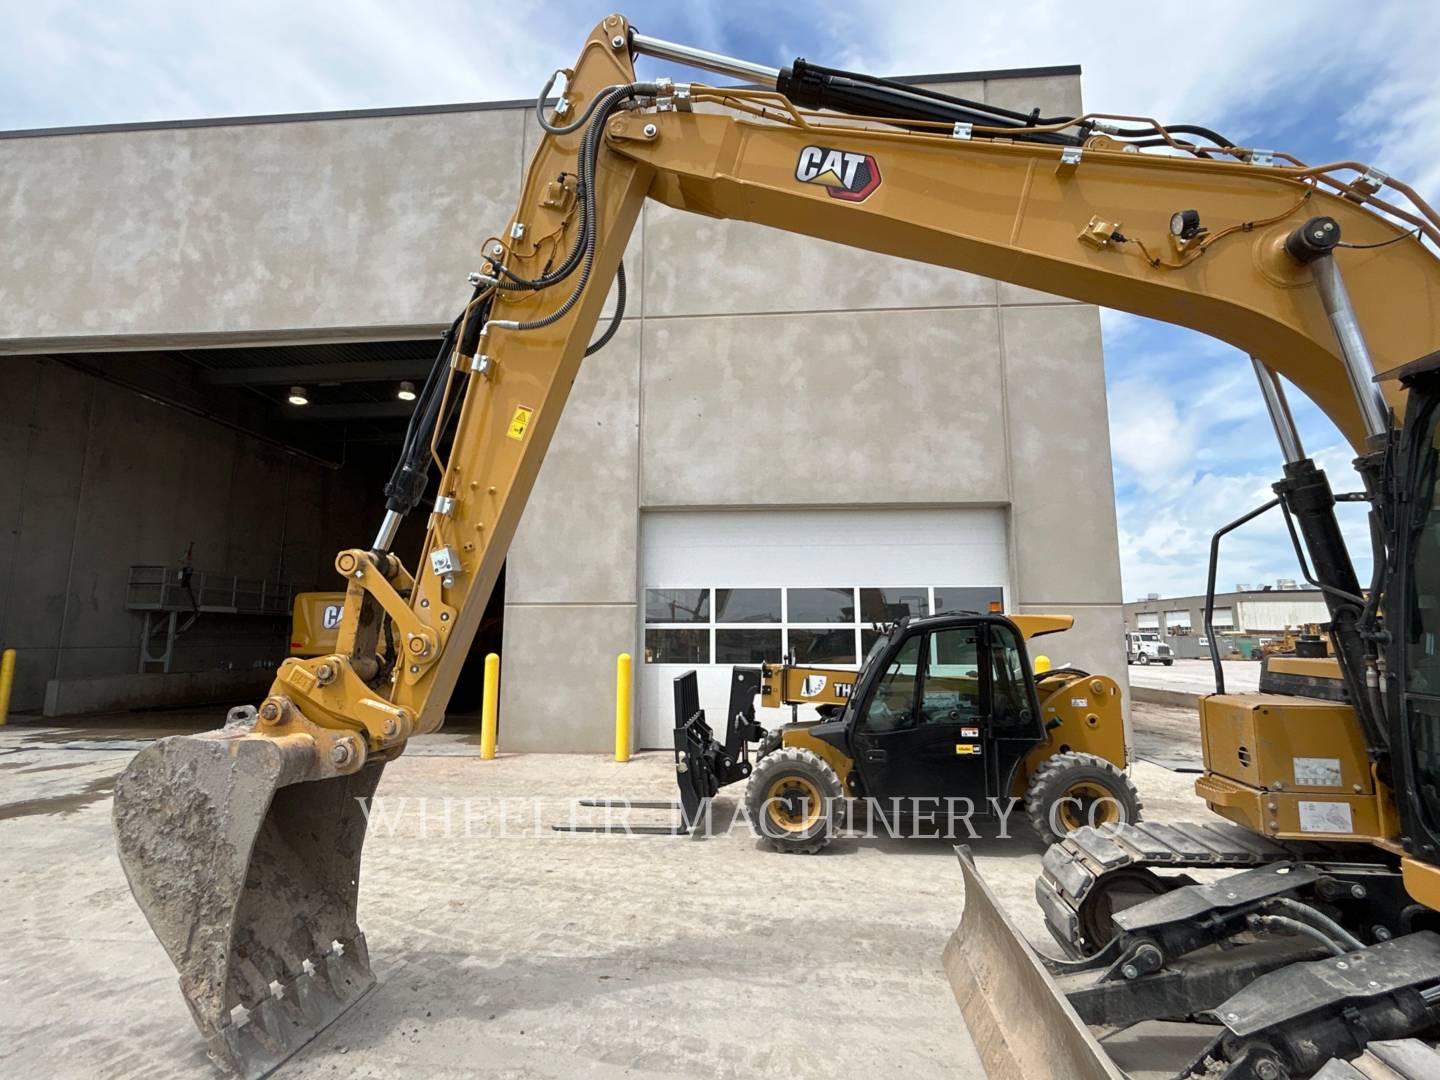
[[112, 711, 385, 1079], [944, 847, 1123, 1080]]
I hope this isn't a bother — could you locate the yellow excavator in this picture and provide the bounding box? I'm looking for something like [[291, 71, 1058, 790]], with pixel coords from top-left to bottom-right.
[[111, 15, 1440, 1079]]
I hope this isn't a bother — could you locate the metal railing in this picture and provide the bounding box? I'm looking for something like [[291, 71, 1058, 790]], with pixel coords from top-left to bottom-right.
[[125, 565, 294, 616]]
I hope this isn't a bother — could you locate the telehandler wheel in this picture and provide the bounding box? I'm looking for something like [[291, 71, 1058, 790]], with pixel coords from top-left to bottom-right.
[[1024, 751, 1143, 847], [746, 746, 843, 854], [755, 730, 783, 760]]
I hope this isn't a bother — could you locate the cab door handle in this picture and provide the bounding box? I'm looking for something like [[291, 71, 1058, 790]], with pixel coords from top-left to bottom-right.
[[866, 749, 887, 763]]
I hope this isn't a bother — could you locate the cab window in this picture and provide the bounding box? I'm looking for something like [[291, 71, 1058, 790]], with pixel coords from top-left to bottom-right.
[[988, 623, 1035, 730], [860, 635, 921, 732], [917, 627, 982, 725]]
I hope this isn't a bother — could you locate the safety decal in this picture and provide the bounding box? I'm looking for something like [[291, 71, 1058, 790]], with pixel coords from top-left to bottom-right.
[[1293, 757, 1343, 787], [961, 726, 980, 739], [1298, 800, 1353, 834], [507, 405, 534, 441], [955, 743, 982, 756], [795, 145, 882, 202]]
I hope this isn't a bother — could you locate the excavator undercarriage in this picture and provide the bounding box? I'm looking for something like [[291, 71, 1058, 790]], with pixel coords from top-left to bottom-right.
[[951, 831, 1440, 1080]]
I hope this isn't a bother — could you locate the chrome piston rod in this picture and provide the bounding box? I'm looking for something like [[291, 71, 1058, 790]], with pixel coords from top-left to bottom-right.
[[1311, 254, 1390, 442], [629, 31, 780, 87], [1251, 357, 1306, 464]]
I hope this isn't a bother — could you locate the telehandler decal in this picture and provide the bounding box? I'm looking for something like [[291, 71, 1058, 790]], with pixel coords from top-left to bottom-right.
[[795, 145, 882, 202]]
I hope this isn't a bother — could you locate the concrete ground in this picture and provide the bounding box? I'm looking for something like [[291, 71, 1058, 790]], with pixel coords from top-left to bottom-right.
[[2, 705, 1213, 1080], [1128, 657, 1259, 696]]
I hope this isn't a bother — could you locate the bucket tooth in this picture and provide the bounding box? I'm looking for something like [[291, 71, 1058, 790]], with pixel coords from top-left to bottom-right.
[[113, 725, 386, 1079], [944, 846, 1124, 1080]]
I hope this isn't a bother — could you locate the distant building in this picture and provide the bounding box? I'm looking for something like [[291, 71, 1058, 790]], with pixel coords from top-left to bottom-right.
[[1122, 582, 1328, 659]]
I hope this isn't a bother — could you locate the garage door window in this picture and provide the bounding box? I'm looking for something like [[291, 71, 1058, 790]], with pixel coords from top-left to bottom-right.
[[714, 588, 781, 623], [644, 586, 1005, 666], [645, 589, 710, 623], [644, 627, 709, 664], [716, 628, 783, 663]]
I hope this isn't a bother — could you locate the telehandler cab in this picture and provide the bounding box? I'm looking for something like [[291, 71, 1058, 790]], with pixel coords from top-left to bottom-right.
[[673, 611, 1138, 852]]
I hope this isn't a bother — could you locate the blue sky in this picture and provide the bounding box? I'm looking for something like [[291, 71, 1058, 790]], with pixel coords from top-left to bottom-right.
[[5, 1, 1437, 600]]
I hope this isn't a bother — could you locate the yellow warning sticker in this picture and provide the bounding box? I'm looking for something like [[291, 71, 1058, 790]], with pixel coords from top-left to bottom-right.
[[955, 743, 981, 755], [506, 405, 534, 441]]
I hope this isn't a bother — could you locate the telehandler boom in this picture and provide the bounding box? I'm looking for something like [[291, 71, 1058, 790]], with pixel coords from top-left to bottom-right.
[[112, 14, 1440, 1078]]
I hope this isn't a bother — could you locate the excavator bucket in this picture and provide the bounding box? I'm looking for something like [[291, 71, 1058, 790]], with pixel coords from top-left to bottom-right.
[[112, 715, 385, 1079], [944, 847, 1123, 1080]]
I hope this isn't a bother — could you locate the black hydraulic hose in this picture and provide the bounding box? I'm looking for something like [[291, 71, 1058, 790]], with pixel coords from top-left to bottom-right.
[[584, 260, 625, 357], [1278, 499, 1369, 608], [1110, 122, 1235, 148], [503, 83, 655, 332], [851, 71, 1074, 126]]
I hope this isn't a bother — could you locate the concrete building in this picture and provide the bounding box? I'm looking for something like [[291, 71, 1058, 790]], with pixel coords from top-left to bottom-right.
[[0, 64, 1126, 749], [1124, 584, 1329, 659]]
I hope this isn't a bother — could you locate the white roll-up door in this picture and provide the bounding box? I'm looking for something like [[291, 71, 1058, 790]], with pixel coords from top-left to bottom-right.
[[637, 508, 1009, 748]]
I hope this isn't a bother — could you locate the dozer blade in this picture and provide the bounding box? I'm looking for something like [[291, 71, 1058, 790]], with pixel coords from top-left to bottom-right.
[[112, 720, 386, 1079], [944, 847, 1123, 1080]]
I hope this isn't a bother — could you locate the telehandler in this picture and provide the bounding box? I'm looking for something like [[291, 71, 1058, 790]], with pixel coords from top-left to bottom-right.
[[673, 609, 1139, 852], [111, 14, 1440, 1079]]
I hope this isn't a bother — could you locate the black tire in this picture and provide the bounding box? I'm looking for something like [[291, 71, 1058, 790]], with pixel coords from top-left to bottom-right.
[[745, 746, 843, 854], [1162, 658, 1174, 666], [1135, 653, 1150, 666], [1024, 751, 1143, 847], [755, 730, 783, 760]]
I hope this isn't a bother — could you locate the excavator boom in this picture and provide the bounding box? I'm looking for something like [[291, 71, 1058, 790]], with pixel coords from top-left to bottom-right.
[[110, 15, 1440, 1078]]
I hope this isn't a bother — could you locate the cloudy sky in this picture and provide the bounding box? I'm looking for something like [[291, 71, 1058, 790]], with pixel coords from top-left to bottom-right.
[[6, 1, 1437, 601]]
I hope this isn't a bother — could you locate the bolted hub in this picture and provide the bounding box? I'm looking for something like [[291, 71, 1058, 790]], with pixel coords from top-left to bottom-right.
[[1283, 215, 1340, 264], [330, 739, 355, 766], [258, 701, 282, 724], [316, 662, 336, 686]]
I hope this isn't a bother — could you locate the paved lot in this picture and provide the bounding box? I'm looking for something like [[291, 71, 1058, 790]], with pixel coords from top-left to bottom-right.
[[2, 707, 1211, 1080], [1129, 657, 1260, 696]]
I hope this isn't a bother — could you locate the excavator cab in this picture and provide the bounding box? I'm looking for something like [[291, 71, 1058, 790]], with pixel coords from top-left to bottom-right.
[[944, 363, 1440, 1079]]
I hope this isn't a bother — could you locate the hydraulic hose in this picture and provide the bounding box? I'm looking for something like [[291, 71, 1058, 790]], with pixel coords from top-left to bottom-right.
[[1266, 896, 1367, 952], [1247, 914, 1347, 957], [584, 261, 626, 357]]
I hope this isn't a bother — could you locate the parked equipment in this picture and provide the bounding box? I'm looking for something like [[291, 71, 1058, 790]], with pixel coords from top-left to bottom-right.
[[675, 611, 1137, 851], [112, 16, 1440, 1078]]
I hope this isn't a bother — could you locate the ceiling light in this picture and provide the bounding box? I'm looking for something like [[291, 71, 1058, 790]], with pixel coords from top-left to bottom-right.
[[397, 380, 417, 402], [287, 385, 309, 406]]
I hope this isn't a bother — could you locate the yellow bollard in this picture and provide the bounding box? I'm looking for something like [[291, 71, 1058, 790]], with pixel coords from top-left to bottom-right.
[[0, 648, 14, 726], [479, 652, 499, 760], [614, 652, 632, 762], [1033, 654, 1052, 674]]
